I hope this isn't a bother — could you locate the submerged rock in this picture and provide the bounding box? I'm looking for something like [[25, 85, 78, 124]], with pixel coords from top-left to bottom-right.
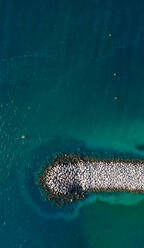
[[37, 153, 144, 205]]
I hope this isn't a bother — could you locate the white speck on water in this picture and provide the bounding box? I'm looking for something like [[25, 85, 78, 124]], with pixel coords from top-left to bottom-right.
[[21, 135, 25, 139]]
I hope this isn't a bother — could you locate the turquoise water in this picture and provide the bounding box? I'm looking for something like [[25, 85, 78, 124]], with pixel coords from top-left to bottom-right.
[[1, 0, 144, 247]]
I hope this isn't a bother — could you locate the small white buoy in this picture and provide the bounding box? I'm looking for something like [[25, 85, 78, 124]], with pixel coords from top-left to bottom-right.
[[114, 96, 118, 100], [21, 135, 26, 139]]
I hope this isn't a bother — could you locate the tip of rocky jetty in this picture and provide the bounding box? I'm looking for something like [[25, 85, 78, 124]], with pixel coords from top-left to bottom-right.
[[36, 153, 86, 205]]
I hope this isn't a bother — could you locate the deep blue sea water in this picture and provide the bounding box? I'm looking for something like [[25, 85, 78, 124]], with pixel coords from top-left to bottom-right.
[[1, 0, 144, 247]]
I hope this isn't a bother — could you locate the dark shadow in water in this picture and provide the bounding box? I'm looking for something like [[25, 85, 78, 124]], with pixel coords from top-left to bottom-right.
[[135, 143, 144, 152]]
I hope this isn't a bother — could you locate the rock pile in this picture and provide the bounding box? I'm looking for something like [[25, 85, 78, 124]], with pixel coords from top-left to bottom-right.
[[37, 153, 144, 204]]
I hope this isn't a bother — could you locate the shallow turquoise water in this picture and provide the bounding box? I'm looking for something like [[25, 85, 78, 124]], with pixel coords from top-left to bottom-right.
[[1, 0, 144, 247]]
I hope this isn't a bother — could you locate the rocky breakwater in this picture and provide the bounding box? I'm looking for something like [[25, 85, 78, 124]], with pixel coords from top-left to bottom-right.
[[37, 153, 144, 205]]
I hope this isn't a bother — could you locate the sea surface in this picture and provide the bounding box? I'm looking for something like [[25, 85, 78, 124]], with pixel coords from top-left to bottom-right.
[[1, 0, 144, 247]]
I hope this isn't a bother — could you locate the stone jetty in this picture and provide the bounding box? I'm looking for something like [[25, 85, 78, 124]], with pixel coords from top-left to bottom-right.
[[37, 153, 144, 205]]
